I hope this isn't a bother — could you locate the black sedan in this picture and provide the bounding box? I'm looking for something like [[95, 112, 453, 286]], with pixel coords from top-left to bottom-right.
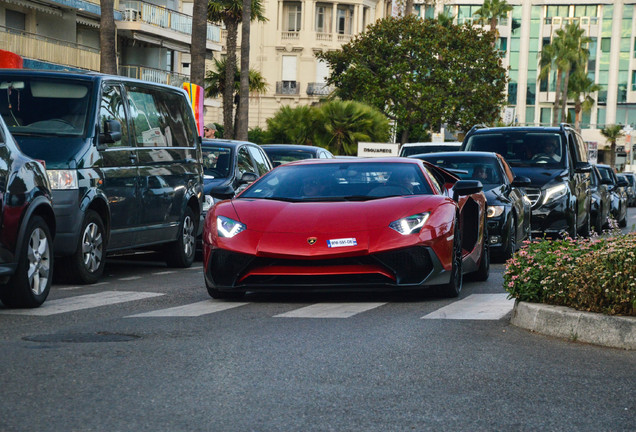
[[596, 164, 628, 228], [589, 165, 612, 234], [261, 144, 334, 167], [201, 139, 273, 215], [411, 151, 531, 261]]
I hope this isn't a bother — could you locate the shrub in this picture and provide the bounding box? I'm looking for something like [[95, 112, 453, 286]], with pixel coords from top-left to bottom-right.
[[504, 233, 636, 316]]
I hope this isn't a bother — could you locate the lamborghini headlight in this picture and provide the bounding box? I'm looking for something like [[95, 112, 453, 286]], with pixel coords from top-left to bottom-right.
[[543, 183, 568, 204], [217, 216, 246, 238], [487, 206, 504, 218], [389, 213, 430, 235]]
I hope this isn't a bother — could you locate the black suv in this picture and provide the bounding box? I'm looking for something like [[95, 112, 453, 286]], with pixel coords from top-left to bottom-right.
[[461, 124, 592, 238], [0, 115, 56, 307]]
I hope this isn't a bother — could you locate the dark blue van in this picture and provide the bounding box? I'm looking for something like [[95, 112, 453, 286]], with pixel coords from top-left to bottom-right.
[[0, 70, 203, 284]]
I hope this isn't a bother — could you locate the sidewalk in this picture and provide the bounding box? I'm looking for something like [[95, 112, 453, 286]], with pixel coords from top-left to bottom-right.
[[511, 301, 636, 350]]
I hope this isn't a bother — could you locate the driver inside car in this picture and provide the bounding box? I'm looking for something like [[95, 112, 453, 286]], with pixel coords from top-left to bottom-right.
[[532, 138, 561, 163]]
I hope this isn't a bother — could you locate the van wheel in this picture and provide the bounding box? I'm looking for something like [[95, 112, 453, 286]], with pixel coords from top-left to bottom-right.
[[0, 216, 53, 308], [59, 210, 106, 284], [165, 207, 196, 268]]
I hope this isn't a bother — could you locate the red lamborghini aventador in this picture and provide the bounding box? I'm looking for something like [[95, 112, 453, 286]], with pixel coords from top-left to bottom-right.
[[202, 158, 489, 299]]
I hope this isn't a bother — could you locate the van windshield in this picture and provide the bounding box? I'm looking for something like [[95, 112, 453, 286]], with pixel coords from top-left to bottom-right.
[[464, 132, 565, 168], [0, 76, 91, 137]]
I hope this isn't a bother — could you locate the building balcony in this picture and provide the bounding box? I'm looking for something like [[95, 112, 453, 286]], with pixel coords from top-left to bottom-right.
[[119, 65, 189, 87], [281, 31, 300, 40], [0, 26, 99, 70], [306, 83, 333, 96], [276, 81, 300, 95], [118, 0, 221, 49]]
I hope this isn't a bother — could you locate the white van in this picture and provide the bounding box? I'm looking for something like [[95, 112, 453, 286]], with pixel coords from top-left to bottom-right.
[[399, 142, 461, 157]]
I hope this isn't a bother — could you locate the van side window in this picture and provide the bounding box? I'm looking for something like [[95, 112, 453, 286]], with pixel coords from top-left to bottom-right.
[[99, 85, 129, 147], [155, 91, 196, 147], [125, 86, 168, 147]]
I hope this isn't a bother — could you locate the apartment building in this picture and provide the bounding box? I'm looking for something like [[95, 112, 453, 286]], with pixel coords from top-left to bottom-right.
[[0, 0, 221, 87]]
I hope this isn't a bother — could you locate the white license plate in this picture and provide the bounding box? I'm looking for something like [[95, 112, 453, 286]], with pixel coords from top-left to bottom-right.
[[327, 238, 357, 248]]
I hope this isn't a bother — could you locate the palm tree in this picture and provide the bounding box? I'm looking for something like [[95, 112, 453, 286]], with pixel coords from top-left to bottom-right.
[[237, 0, 252, 141], [190, 0, 208, 86], [313, 100, 390, 155], [265, 106, 316, 145], [567, 66, 600, 132], [208, 0, 266, 139], [538, 22, 591, 126], [473, 0, 513, 43], [601, 125, 624, 170], [204, 58, 267, 137], [99, 0, 117, 74]]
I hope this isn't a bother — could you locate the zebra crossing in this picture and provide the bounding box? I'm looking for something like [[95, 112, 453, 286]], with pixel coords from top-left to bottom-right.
[[0, 291, 515, 320]]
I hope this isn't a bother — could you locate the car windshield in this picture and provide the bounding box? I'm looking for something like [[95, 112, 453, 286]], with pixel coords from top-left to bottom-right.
[[596, 166, 615, 183], [465, 132, 566, 168], [265, 149, 315, 165], [241, 162, 433, 201], [0, 76, 91, 137], [418, 156, 502, 188], [202, 146, 232, 179], [401, 145, 459, 157]]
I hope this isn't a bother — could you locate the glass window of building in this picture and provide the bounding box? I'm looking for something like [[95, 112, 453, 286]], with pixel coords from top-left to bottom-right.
[[284, 2, 302, 32], [336, 5, 354, 35], [315, 4, 332, 33]]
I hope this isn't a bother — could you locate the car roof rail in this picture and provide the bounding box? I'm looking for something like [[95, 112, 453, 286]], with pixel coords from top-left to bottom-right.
[[466, 124, 488, 136], [559, 123, 574, 131]]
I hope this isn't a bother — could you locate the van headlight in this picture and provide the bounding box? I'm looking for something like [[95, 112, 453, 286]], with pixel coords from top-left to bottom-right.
[[487, 206, 504, 218], [47, 170, 78, 190], [543, 183, 567, 204]]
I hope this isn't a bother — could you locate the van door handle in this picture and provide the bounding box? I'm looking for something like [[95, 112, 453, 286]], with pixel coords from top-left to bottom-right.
[[129, 151, 137, 163]]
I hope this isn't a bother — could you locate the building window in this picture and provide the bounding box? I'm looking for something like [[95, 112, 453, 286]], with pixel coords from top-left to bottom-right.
[[600, 37, 611, 53], [540, 108, 551, 126], [315, 4, 332, 33], [284, 2, 302, 32], [336, 5, 354, 35]]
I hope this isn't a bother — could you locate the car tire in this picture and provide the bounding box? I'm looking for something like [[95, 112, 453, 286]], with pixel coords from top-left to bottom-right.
[[578, 207, 591, 238], [440, 220, 463, 298], [619, 210, 627, 228], [470, 220, 489, 281], [593, 205, 604, 235], [58, 210, 106, 284], [567, 210, 578, 239], [165, 206, 196, 268], [502, 214, 517, 261], [0, 216, 53, 308]]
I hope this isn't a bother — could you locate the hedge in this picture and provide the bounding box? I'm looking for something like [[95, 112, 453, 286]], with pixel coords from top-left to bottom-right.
[[503, 232, 636, 316]]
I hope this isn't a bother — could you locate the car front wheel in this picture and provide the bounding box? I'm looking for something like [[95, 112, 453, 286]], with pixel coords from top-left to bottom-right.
[[0, 216, 53, 308], [165, 206, 196, 268], [439, 219, 463, 298], [58, 210, 106, 284]]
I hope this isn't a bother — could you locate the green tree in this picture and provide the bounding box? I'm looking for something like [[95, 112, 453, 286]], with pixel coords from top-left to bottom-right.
[[538, 22, 591, 126], [207, 0, 266, 139], [99, 0, 117, 74], [204, 58, 267, 138], [567, 66, 600, 132], [265, 106, 316, 145], [313, 100, 390, 155], [473, 0, 513, 42], [601, 125, 625, 170], [316, 15, 506, 144]]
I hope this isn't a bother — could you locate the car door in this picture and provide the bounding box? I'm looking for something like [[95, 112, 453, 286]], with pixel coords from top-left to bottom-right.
[[247, 144, 272, 176], [234, 145, 258, 195], [97, 82, 141, 250], [568, 132, 589, 228]]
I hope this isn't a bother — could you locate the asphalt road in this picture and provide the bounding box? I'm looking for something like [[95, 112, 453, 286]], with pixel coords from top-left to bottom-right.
[[0, 210, 635, 431]]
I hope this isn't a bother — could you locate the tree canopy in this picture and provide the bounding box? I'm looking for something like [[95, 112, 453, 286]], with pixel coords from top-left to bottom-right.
[[316, 15, 507, 143]]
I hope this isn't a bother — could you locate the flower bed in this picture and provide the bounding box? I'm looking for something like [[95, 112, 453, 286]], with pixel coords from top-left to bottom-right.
[[504, 232, 636, 316]]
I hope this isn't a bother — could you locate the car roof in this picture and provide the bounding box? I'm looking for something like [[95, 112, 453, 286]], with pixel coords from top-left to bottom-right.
[[468, 126, 566, 134], [401, 142, 461, 147], [261, 144, 326, 151], [410, 151, 498, 159], [202, 139, 257, 149], [281, 157, 421, 166]]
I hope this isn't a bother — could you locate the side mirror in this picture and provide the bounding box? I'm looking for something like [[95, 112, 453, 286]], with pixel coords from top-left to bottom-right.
[[575, 162, 592, 173], [617, 178, 629, 187], [239, 172, 259, 185], [99, 119, 122, 145], [511, 176, 531, 187], [452, 179, 483, 201]]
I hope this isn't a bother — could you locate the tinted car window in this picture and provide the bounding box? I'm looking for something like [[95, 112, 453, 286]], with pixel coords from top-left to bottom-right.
[[126, 86, 166, 147], [202, 146, 232, 179], [0, 76, 91, 136], [266, 149, 315, 165], [99, 84, 130, 147], [237, 147, 255, 177], [464, 132, 565, 167], [420, 156, 502, 188], [248, 145, 271, 176]]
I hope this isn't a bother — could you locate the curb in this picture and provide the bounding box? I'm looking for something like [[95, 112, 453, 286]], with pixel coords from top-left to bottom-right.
[[510, 301, 636, 350]]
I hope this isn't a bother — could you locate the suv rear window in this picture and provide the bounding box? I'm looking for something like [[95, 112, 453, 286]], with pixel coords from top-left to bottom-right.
[[464, 132, 565, 168]]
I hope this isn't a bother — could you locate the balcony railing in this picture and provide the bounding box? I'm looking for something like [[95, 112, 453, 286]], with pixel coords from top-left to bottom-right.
[[316, 32, 332, 41], [306, 83, 333, 96], [120, 1, 220, 42], [276, 81, 300, 95], [281, 31, 300, 40], [119, 65, 189, 87], [0, 26, 99, 70]]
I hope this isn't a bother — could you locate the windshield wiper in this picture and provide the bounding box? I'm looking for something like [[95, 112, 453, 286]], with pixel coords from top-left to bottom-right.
[[342, 195, 376, 201]]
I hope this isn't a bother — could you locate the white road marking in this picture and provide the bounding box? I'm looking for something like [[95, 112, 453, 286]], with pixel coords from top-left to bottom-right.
[[59, 281, 109, 291], [152, 271, 176, 275], [119, 276, 142, 281], [0, 291, 164, 316], [421, 294, 514, 320], [187, 266, 203, 271], [127, 300, 248, 317], [275, 302, 386, 318]]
